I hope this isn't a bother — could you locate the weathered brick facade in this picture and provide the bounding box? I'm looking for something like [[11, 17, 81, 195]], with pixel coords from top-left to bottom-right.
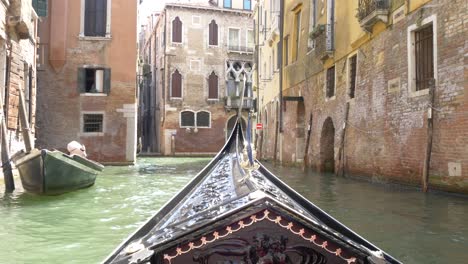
[[36, 0, 137, 164], [259, 0, 467, 193], [154, 3, 254, 156]]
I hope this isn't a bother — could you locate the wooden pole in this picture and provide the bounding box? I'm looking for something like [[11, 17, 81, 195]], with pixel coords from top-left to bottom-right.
[[0, 92, 14, 192], [302, 113, 313, 171], [422, 79, 436, 192], [338, 102, 350, 177], [273, 114, 279, 163], [18, 84, 34, 152]]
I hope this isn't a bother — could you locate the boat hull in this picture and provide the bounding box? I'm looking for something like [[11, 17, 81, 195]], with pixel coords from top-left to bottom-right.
[[15, 149, 103, 195]]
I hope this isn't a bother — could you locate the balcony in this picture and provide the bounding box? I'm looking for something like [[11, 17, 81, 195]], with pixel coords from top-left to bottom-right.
[[313, 24, 334, 61], [357, 0, 390, 32], [228, 45, 254, 54], [224, 96, 255, 110]]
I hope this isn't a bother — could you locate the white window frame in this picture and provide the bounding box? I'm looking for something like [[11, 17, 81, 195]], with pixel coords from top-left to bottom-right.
[[246, 29, 254, 50], [80, 111, 105, 136], [228, 27, 241, 50], [346, 51, 358, 101], [79, 0, 112, 39], [179, 110, 196, 128], [324, 65, 336, 101], [407, 15, 438, 97], [170, 69, 183, 99]]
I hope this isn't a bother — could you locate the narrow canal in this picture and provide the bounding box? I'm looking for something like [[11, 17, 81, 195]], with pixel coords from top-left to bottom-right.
[[0, 157, 467, 264]]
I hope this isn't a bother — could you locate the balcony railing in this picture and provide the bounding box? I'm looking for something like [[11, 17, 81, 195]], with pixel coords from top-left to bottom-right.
[[357, 0, 390, 32], [228, 45, 254, 54], [224, 96, 255, 110], [314, 24, 334, 61]]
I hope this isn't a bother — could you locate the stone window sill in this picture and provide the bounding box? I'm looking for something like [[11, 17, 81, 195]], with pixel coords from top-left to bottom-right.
[[80, 93, 108, 97], [79, 35, 112, 41]]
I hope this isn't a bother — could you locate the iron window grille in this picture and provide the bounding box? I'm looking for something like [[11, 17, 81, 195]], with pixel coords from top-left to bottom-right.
[[83, 114, 103, 133]]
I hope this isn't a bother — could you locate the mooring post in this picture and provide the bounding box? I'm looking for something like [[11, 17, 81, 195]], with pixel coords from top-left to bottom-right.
[[302, 113, 313, 171], [422, 79, 436, 192], [338, 102, 350, 177], [0, 97, 14, 192], [18, 83, 34, 152]]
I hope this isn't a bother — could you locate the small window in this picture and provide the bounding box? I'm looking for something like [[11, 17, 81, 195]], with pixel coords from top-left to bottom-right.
[[180, 111, 195, 127], [414, 25, 434, 91], [228, 28, 240, 51], [78, 67, 111, 94], [197, 111, 210, 127], [284, 36, 289, 66], [84, 0, 107, 37], [209, 20, 218, 46], [243, 0, 251, 10], [83, 114, 103, 133], [348, 55, 357, 99], [208, 71, 218, 99], [224, 0, 232, 8], [171, 69, 182, 98], [293, 11, 301, 62], [326, 66, 335, 98], [172, 17, 182, 43]]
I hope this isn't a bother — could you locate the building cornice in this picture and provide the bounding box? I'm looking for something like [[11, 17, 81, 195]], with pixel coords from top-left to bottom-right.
[[165, 3, 252, 15]]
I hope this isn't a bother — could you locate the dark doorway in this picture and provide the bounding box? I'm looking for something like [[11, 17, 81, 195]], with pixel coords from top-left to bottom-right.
[[320, 117, 335, 173], [226, 115, 246, 140]]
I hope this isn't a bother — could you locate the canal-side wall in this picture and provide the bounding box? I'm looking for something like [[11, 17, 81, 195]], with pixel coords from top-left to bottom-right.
[[275, 0, 467, 193], [35, 0, 137, 164]]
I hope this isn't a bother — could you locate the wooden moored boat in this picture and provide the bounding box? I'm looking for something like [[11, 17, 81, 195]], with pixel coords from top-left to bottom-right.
[[14, 149, 104, 195], [103, 120, 401, 264]]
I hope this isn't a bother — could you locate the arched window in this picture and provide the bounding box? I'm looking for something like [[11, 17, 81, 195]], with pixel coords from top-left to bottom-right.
[[197, 111, 211, 128], [208, 20, 218, 46], [172, 17, 182, 43], [171, 69, 182, 98], [180, 111, 195, 127], [208, 71, 218, 99]]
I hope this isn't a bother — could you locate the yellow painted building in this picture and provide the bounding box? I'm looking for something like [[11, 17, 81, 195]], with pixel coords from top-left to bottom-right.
[[255, 0, 468, 193]]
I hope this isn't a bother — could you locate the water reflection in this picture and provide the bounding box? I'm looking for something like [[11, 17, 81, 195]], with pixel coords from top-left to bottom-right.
[[0, 158, 466, 264]]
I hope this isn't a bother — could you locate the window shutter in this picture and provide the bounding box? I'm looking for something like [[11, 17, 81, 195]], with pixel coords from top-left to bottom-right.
[[208, 72, 218, 99], [172, 17, 182, 43], [104, 68, 111, 94], [196, 111, 210, 127], [172, 70, 182, 98], [95, 0, 107, 36], [78, 68, 86, 93], [84, 0, 96, 36], [209, 20, 218, 46], [32, 0, 48, 17]]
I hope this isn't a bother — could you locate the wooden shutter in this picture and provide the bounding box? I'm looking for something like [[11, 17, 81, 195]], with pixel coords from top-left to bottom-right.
[[349, 55, 357, 98], [84, 0, 96, 36], [103, 68, 111, 94], [171, 70, 182, 98], [208, 72, 218, 99], [209, 20, 218, 46], [95, 0, 107, 36], [326, 66, 335, 98], [32, 0, 48, 17], [172, 17, 182, 43], [196, 111, 210, 127], [78, 68, 86, 93], [181, 111, 195, 127]]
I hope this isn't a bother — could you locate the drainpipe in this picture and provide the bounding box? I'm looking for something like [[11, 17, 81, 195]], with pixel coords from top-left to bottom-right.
[[279, 0, 284, 133], [255, 7, 261, 154]]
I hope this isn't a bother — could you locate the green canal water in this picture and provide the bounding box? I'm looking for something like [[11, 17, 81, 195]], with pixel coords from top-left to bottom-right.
[[0, 157, 467, 264]]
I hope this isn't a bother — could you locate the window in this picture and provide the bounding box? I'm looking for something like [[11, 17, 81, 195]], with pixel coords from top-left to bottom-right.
[[83, 114, 103, 133], [224, 0, 232, 8], [284, 36, 289, 66], [197, 111, 210, 127], [243, 0, 251, 10], [408, 16, 437, 95], [228, 28, 240, 51], [414, 26, 434, 91], [277, 42, 281, 69], [209, 20, 218, 46], [180, 111, 211, 128], [208, 71, 218, 99], [308, 0, 317, 50], [78, 67, 111, 94], [84, 0, 107, 37], [32, 0, 48, 17], [247, 29, 254, 52], [326, 66, 335, 98], [348, 55, 357, 99], [171, 69, 182, 98], [172, 17, 182, 43], [293, 11, 301, 62], [180, 111, 195, 127]]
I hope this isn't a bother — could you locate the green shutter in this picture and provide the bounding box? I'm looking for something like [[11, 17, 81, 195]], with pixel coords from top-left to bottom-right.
[[32, 0, 48, 17], [104, 68, 111, 94], [78, 68, 86, 93]]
